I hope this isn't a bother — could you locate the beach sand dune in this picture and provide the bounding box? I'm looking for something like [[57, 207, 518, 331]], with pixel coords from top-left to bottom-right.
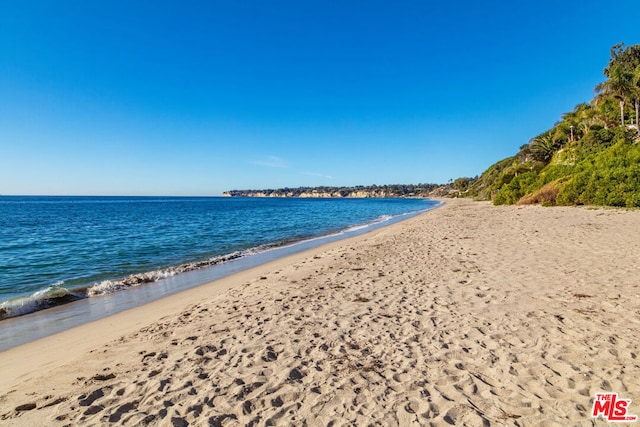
[[1, 199, 639, 426]]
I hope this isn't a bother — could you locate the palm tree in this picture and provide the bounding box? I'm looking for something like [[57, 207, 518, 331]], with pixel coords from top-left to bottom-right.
[[595, 63, 634, 126], [560, 104, 589, 141], [529, 132, 557, 162], [572, 102, 601, 135], [632, 65, 640, 129], [593, 96, 620, 129]]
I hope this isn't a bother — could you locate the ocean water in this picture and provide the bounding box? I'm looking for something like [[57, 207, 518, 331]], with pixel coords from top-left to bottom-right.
[[0, 196, 439, 327]]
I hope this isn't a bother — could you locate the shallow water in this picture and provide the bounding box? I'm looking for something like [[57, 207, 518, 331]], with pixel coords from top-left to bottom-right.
[[0, 196, 440, 350]]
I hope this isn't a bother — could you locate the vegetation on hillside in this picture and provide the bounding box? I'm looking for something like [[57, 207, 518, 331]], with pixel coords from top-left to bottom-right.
[[464, 43, 640, 207], [226, 183, 442, 198]]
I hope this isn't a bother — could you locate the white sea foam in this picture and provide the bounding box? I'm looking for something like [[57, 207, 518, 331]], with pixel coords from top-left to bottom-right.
[[0, 281, 79, 320], [87, 280, 122, 296], [1, 200, 442, 321], [85, 252, 248, 297]]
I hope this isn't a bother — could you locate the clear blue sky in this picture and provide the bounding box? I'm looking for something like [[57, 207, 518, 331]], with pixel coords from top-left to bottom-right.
[[1, 1, 639, 196]]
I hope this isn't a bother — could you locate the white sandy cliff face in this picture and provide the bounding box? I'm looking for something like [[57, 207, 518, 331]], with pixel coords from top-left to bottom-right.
[[223, 190, 398, 198], [1, 198, 639, 426]]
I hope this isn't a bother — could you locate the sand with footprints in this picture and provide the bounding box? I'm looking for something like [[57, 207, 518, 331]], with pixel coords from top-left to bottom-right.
[[1, 198, 640, 426]]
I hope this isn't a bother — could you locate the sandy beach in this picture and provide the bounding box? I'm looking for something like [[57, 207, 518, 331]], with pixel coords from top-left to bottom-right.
[[1, 198, 639, 426]]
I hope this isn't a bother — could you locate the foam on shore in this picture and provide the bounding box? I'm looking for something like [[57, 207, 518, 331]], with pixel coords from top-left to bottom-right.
[[0, 206, 440, 323]]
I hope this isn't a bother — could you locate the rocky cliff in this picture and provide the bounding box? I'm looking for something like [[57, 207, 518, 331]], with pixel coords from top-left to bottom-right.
[[223, 184, 443, 198]]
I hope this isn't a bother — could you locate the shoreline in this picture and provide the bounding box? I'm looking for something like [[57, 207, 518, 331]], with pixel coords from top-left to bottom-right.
[[0, 201, 444, 388], [2, 198, 640, 425], [0, 200, 440, 350]]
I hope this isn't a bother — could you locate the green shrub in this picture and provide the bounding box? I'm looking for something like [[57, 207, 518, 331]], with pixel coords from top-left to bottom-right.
[[493, 171, 538, 205], [555, 139, 640, 207]]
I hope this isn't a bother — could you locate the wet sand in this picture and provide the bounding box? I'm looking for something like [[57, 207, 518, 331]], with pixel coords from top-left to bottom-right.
[[1, 198, 639, 426]]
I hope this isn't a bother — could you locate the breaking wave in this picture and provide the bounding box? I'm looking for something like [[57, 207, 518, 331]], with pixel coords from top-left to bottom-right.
[[0, 282, 86, 321], [0, 201, 442, 321]]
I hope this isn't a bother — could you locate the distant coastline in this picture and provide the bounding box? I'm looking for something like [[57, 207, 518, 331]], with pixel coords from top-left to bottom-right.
[[223, 184, 445, 198]]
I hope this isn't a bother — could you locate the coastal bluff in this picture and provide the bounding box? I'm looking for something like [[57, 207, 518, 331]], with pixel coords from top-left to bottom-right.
[[223, 189, 394, 198], [223, 184, 443, 198]]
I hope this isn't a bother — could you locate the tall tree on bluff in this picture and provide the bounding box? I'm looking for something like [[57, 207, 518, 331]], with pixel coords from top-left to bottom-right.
[[633, 65, 640, 127], [595, 63, 634, 126], [596, 43, 640, 127], [604, 43, 640, 76]]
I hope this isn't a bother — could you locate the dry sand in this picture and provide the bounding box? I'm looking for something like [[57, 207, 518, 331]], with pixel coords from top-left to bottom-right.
[[1, 198, 640, 426]]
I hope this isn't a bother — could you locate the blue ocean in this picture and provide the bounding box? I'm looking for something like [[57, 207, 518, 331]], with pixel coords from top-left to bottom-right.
[[0, 196, 439, 330]]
